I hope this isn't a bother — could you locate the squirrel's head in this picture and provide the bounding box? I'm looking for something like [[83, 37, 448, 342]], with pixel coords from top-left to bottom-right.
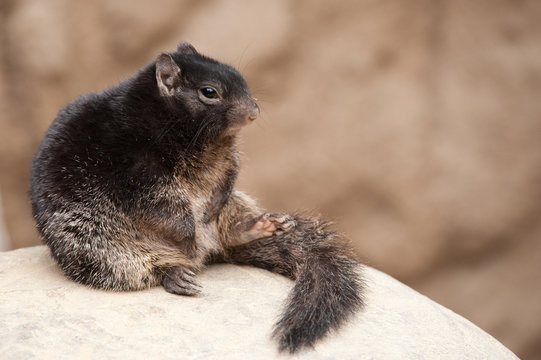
[[154, 42, 259, 139]]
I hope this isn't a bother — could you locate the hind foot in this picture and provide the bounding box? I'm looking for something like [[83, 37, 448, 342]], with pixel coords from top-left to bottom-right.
[[241, 213, 296, 242], [162, 266, 202, 296]]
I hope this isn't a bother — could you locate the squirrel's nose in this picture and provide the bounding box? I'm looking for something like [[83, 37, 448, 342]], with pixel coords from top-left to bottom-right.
[[247, 101, 260, 121]]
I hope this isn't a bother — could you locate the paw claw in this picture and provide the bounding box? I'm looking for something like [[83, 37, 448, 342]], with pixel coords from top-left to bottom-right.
[[163, 266, 202, 296], [185, 269, 196, 277]]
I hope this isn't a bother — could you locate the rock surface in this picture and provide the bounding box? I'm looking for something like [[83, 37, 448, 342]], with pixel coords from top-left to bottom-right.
[[0, 246, 517, 360], [0, 196, 9, 251]]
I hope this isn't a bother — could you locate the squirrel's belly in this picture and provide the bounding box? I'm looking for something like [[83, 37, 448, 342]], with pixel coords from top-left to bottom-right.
[[191, 195, 223, 260], [194, 222, 222, 259]]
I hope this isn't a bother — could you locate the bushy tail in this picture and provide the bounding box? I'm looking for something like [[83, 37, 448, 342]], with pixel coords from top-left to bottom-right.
[[272, 242, 363, 352], [223, 215, 365, 353]]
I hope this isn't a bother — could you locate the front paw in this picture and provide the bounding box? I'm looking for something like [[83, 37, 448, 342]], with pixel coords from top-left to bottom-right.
[[162, 266, 202, 296], [241, 213, 296, 241]]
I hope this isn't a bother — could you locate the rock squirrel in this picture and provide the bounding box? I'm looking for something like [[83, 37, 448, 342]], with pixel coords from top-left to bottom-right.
[[30, 42, 364, 353]]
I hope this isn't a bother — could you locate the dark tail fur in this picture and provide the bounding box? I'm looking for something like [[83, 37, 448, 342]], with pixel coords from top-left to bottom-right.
[[223, 216, 364, 353]]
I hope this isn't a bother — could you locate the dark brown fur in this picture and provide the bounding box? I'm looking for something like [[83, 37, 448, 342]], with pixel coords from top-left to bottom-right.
[[30, 42, 364, 353]]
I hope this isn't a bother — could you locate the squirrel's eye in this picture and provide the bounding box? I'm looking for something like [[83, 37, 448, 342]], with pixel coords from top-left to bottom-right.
[[199, 87, 219, 99]]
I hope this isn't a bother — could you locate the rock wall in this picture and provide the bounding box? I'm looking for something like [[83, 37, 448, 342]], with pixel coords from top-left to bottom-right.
[[0, 0, 540, 357]]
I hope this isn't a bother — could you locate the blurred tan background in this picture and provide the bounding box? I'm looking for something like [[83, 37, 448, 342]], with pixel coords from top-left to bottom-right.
[[1, 0, 540, 357]]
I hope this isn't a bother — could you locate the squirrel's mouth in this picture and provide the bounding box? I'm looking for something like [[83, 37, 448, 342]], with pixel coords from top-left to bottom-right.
[[224, 101, 259, 135], [225, 115, 255, 135]]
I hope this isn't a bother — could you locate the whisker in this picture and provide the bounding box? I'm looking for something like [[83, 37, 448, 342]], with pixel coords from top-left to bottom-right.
[[186, 115, 213, 153], [146, 117, 181, 152]]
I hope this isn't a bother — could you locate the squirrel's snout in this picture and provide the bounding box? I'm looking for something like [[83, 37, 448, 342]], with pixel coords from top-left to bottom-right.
[[247, 102, 260, 121]]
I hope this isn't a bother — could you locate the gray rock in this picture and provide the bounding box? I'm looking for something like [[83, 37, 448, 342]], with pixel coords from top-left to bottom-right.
[[0, 246, 518, 360], [0, 195, 9, 251]]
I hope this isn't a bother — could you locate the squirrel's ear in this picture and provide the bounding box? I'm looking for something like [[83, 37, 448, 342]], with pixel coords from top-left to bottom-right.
[[177, 42, 198, 55], [156, 53, 181, 97]]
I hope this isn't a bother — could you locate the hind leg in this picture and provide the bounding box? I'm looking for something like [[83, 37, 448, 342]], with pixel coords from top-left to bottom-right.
[[49, 241, 163, 291], [240, 213, 297, 242], [224, 215, 364, 352]]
